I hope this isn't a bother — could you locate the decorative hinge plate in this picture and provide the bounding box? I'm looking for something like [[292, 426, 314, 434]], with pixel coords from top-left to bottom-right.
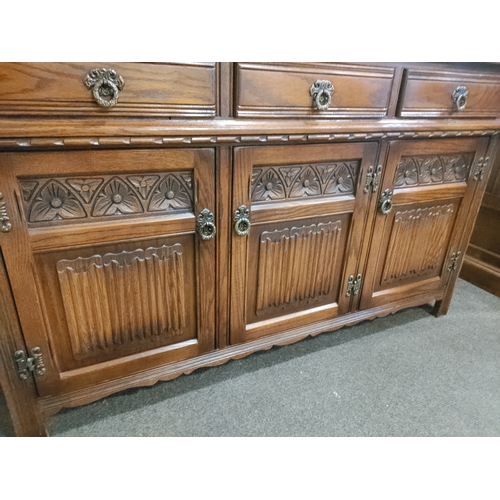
[[0, 192, 13, 233], [364, 165, 382, 194], [14, 347, 46, 380], [447, 251, 462, 272], [346, 274, 362, 297], [473, 156, 489, 181]]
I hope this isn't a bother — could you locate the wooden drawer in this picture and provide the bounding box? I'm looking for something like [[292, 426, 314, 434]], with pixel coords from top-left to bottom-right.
[[398, 68, 500, 118], [0, 63, 217, 118], [235, 63, 395, 118]]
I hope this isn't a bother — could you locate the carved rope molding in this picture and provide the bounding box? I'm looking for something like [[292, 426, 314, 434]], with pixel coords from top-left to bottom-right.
[[0, 130, 498, 150]]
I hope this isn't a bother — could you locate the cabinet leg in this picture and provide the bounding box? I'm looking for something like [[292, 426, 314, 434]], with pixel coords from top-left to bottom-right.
[[1, 385, 47, 437], [432, 298, 450, 318]]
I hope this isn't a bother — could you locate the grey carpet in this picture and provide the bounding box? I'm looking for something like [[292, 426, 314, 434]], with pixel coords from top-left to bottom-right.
[[1, 278, 499, 437]]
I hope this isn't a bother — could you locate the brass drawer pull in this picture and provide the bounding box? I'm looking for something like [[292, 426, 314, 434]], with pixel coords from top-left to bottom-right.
[[452, 85, 468, 111], [196, 208, 216, 240], [84, 68, 125, 108], [0, 192, 12, 233], [310, 80, 334, 111], [378, 189, 393, 215], [234, 205, 251, 236]]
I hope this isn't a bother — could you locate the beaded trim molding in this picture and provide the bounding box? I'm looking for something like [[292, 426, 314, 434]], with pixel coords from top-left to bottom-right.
[[0, 130, 497, 150]]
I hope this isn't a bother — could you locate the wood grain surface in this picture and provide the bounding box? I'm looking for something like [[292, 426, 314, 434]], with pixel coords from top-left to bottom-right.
[[0, 62, 498, 436]]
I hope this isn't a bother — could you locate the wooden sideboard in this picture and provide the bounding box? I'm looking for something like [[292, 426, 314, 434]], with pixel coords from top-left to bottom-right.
[[0, 62, 498, 436]]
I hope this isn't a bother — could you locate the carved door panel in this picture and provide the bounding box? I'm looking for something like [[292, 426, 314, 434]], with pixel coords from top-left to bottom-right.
[[230, 142, 379, 344], [359, 137, 489, 311], [0, 148, 215, 396]]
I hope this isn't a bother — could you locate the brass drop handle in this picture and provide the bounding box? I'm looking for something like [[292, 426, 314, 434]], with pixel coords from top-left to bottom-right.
[[378, 189, 393, 215], [0, 192, 12, 233], [310, 80, 334, 111], [84, 68, 125, 108], [196, 208, 216, 240], [452, 85, 469, 111], [234, 205, 251, 236]]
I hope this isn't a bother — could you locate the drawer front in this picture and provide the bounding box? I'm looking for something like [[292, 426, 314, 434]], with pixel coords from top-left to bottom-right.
[[398, 68, 500, 118], [0, 63, 217, 118], [235, 63, 395, 118]]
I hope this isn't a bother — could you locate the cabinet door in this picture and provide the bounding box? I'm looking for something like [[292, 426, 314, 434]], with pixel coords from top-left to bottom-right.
[[0, 148, 215, 397], [359, 137, 489, 311], [230, 142, 379, 344]]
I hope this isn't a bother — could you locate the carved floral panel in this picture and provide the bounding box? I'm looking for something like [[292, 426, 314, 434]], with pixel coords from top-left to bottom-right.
[[251, 161, 360, 203], [395, 154, 474, 189], [19, 171, 193, 224]]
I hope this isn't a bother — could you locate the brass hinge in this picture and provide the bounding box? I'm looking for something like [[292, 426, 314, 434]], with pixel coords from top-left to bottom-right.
[[346, 274, 362, 297], [364, 165, 382, 194], [14, 347, 46, 380], [447, 251, 462, 272], [0, 192, 13, 233], [473, 156, 489, 181]]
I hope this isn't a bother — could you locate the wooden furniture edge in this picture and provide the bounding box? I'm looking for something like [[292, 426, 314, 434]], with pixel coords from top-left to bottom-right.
[[38, 291, 442, 419], [461, 254, 500, 298]]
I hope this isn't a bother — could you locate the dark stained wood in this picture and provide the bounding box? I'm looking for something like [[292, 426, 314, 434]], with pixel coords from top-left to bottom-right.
[[461, 138, 500, 298], [0, 62, 499, 436], [461, 253, 500, 298]]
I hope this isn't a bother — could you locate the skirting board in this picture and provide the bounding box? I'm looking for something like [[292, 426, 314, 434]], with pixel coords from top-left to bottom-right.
[[461, 254, 500, 299]]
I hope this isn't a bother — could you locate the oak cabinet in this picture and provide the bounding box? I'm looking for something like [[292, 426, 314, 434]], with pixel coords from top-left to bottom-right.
[[1, 148, 216, 397], [0, 62, 498, 436], [360, 137, 489, 311], [230, 142, 379, 343]]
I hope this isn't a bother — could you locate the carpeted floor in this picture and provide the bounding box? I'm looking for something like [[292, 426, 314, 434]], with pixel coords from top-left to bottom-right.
[[1, 278, 499, 437]]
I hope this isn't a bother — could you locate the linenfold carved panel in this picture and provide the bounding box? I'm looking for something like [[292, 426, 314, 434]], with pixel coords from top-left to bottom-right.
[[19, 171, 193, 224], [381, 204, 456, 286], [256, 221, 342, 313], [56, 244, 186, 358], [395, 154, 474, 189], [251, 161, 360, 203]]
